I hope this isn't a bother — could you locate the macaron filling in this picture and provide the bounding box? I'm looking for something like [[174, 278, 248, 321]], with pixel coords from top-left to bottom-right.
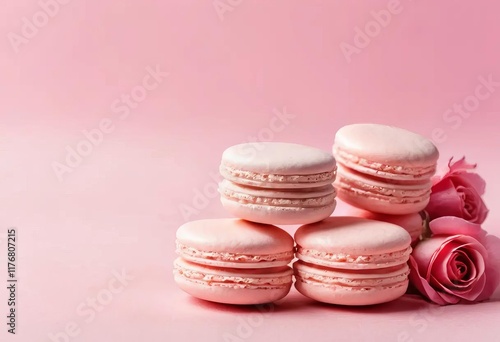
[[220, 188, 337, 208], [295, 245, 412, 269], [293, 261, 410, 288], [333, 146, 437, 179], [174, 259, 293, 289], [176, 242, 294, 264], [336, 184, 430, 205], [220, 165, 336, 186], [294, 262, 410, 290], [336, 173, 431, 198]]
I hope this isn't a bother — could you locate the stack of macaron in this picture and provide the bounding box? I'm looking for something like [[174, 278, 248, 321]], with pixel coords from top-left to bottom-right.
[[174, 142, 338, 305], [174, 124, 437, 306], [332, 124, 439, 245]]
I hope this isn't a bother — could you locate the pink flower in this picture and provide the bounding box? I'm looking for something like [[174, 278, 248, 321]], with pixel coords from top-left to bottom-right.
[[409, 216, 500, 305], [426, 157, 488, 224]]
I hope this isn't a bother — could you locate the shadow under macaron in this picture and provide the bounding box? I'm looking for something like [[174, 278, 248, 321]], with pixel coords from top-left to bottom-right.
[[184, 290, 430, 314], [186, 292, 302, 313]]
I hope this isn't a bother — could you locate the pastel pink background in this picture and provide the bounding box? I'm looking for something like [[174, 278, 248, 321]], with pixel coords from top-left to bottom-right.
[[1, 1, 500, 341]]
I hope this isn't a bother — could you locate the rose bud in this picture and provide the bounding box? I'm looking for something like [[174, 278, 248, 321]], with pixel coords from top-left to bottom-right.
[[426, 157, 488, 224]]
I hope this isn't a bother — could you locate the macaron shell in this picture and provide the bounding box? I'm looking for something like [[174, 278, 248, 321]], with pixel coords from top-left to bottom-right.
[[295, 245, 411, 270], [220, 165, 336, 189], [176, 219, 294, 255], [175, 276, 292, 305], [219, 179, 336, 225], [174, 257, 293, 282], [336, 187, 429, 215], [334, 147, 436, 181], [333, 124, 439, 169], [219, 179, 336, 200], [294, 261, 410, 284], [295, 217, 411, 256], [334, 163, 431, 215], [222, 142, 336, 175], [336, 164, 431, 196], [221, 196, 336, 225], [293, 261, 409, 305], [178, 248, 293, 269], [174, 258, 293, 305], [294, 273, 408, 305], [331, 124, 437, 215]]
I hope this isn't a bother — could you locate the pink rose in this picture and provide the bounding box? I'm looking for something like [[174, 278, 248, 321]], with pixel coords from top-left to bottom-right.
[[426, 157, 488, 224], [409, 216, 500, 305]]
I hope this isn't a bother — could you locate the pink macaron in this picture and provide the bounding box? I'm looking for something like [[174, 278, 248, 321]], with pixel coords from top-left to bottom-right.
[[219, 142, 337, 225], [293, 217, 412, 306], [332, 124, 439, 215], [174, 219, 294, 305]]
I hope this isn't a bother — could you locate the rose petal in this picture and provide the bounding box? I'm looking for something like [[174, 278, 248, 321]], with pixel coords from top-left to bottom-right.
[[446, 157, 486, 193], [412, 234, 489, 303], [456, 186, 477, 222], [454, 241, 487, 276], [436, 287, 461, 304], [448, 250, 477, 287], [449, 253, 465, 280], [430, 158, 461, 186], [474, 198, 489, 225], [429, 240, 484, 294], [462, 274, 487, 301], [427, 179, 464, 220], [432, 272, 486, 302], [432, 244, 473, 289], [409, 256, 452, 305], [450, 173, 486, 196], [476, 235, 500, 302], [441, 244, 486, 301], [428, 157, 488, 224], [428, 275, 461, 304], [412, 236, 451, 277], [448, 157, 477, 173], [429, 217, 487, 242], [454, 185, 489, 224], [429, 241, 459, 287]]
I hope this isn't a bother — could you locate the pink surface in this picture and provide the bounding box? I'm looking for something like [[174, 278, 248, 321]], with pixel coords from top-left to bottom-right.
[[1, 0, 500, 341]]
